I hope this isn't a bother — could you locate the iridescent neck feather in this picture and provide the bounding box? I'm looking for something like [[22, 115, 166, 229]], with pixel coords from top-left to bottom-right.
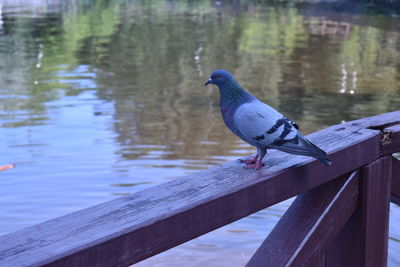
[[218, 79, 254, 107]]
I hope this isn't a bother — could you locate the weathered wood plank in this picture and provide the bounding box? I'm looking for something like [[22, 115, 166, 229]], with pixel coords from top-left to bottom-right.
[[0, 112, 395, 266], [324, 208, 363, 267], [381, 124, 400, 155], [325, 156, 392, 267], [359, 110, 400, 156], [246, 171, 359, 267], [392, 157, 400, 205], [355, 110, 400, 129], [359, 156, 392, 267]]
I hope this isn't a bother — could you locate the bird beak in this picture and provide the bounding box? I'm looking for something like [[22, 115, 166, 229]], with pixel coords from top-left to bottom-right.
[[204, 78, 212, 86]]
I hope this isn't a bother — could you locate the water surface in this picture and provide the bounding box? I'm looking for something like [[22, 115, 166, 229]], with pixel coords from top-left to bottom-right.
[[0, 0, 399, 266]]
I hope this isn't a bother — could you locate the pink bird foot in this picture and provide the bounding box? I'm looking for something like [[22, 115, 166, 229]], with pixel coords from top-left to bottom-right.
[[244, 162, 264, 170], [239, 159, 256, 164], [238, 154, 259, 165]]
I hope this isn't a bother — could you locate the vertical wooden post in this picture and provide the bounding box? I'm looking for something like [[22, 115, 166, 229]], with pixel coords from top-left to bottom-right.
[[325, 156, 392, 267], [246, 172, 359, 267], [360, 156, 392, 267], [392, 157, 400, 205]]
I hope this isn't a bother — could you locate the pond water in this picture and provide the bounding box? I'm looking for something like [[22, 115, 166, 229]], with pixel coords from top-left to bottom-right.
[[0, 0, 399, 266]]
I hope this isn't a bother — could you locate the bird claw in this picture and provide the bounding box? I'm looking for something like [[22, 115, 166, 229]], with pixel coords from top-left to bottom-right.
[[239, 159, 257, 164], [239, 154, 259, 164], [243, 163, 264, 170]]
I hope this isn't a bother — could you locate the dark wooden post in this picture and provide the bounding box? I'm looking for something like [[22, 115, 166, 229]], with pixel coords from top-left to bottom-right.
[[392, 157, 400, 205], [326, 156, 392, 267], [246, 171, 359, 267], [359, 156, 392, 266]]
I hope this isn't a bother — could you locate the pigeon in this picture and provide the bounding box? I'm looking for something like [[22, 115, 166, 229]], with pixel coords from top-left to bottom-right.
[[204, 69, 332, 170]]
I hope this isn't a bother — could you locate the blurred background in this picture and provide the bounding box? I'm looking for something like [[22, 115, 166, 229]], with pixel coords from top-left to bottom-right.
[[0, 0, 399, 266]]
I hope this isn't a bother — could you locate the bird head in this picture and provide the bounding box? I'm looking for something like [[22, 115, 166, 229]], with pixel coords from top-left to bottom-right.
[[204, 69, 234, 87]]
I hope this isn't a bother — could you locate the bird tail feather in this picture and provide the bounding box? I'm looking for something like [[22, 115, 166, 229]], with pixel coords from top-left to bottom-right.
[[273, 137, 332, 165]]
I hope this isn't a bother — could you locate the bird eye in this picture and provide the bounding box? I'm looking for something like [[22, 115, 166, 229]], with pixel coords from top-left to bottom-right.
[[214, 74, 221, 79]]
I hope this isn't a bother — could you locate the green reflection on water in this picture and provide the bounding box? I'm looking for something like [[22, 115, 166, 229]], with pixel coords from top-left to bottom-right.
[[0, 0, 399, 162], [2, 1, 400, 134]]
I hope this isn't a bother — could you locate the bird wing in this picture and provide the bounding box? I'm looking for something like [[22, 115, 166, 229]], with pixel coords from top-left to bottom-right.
[[233, 100, 331, 164], [233, 100, 298, 147]]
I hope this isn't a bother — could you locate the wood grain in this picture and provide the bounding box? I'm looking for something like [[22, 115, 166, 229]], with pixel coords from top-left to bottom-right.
[[381, 124, 400, 155], [392, 157, 400, 206], [324, 156, 393, 267], [246, 171, 359, 267], [0, 112, 398, 266], [324, 205, 363, 267], [359, 156, 392, 267]]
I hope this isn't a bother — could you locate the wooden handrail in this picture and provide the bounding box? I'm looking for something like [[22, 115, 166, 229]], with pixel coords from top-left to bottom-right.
[[0, 111, 399, 267]]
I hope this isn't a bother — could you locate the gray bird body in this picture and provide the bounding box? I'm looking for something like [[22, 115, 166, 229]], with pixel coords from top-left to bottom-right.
[[205, 69, 331, 169]]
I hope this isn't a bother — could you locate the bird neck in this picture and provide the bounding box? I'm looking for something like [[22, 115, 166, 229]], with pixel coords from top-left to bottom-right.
[[219, 80, 254, 108]]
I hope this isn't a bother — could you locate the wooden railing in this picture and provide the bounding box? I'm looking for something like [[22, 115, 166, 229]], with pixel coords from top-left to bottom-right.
[[0, 111, 399, 267]]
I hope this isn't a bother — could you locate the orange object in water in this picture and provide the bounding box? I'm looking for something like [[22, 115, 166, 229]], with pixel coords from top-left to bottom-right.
[[0, 164, 15, 172]]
